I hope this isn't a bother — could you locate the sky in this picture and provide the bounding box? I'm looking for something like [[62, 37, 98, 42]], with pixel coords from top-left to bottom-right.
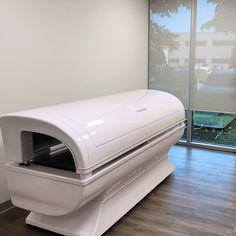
[[151, 0, 216, 33]]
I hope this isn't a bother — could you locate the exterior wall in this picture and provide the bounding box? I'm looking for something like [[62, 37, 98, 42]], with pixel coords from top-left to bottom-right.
[[168, 32, 236, 69]]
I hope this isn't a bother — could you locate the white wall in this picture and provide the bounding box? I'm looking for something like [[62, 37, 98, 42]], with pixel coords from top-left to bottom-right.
[[0, 0, 148, 204]]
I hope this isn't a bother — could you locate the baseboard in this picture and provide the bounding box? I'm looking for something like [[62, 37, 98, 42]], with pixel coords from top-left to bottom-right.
[[0, 200, 13, 214]]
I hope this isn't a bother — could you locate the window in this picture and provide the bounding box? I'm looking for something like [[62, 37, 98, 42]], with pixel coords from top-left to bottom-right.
[[192, 111, 236, 147], [185, 41, 190, 46], [212, 40, 236, 46], [185, 41, 206, 46], [193, 1, 236, 148], [174, 41, 180, 46], [195, 58, 206, 64], [185, 58, 206, 64], [212, 58, 231, 64], [169, 58, 180, 63], [149, 0, 190, 108], [196, 41, 207, 46], [149, 0, 236, 150]]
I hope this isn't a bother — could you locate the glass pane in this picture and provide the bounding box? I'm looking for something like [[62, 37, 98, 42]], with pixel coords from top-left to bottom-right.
[[192, 111, 236, 147], [181, 110, 188, 141], [192, 0, 236, 113], [149, 0, 191, 108]]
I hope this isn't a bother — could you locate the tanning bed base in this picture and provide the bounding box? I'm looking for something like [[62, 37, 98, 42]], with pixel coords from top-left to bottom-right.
[[26, 156, 173, 236]]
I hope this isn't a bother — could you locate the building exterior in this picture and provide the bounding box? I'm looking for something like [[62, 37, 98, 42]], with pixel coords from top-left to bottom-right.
[[168, 32, 236, 70]]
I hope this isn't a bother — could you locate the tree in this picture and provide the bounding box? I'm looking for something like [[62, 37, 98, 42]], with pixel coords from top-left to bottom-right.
[[149, 0, 190, 67], [201, 1, 236, 68], [150, 0, 190, 17], [202, 0, 236, 33], [149, 22, 178, 68]]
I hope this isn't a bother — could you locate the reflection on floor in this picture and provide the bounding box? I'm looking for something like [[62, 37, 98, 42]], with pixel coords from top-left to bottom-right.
[[0, 145, 236, 236]]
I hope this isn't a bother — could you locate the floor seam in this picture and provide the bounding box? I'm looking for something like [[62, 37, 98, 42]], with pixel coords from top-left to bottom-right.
[[0, 206, 15, 215]]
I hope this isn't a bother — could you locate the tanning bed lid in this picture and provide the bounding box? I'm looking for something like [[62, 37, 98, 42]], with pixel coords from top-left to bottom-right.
[[0, 90, 185, 173]]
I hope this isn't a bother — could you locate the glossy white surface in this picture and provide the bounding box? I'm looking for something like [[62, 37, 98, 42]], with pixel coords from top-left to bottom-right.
[[26, 156, 174, 236], [1, 90, 185, 236], [6, 124, 184, 216], [0, 90, 185, 173]]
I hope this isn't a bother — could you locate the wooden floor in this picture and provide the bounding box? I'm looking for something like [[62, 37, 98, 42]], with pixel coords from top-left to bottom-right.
[[0, 145, 236, 236]]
